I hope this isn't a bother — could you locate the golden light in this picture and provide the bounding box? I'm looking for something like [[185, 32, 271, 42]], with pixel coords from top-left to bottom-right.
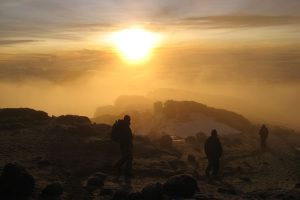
[[111, 27, 160, 63]]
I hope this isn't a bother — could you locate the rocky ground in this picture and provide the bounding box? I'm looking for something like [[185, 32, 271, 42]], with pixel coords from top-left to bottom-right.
[[0, 108, 300, 199]]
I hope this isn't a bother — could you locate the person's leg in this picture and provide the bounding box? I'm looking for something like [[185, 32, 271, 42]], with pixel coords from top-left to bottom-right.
[[124, 148, 133, 178], [212, 158, 220, 178], [261, 138, 267, 150], [115, 145, 127, 176], [206, 158, 212, 177]]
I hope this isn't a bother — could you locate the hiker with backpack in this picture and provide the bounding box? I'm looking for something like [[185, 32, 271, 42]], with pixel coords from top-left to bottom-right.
[[111, 115, 133, 180]]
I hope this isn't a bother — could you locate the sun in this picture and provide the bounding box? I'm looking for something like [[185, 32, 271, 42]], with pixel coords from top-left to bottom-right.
[[111, 27, 160, 63]]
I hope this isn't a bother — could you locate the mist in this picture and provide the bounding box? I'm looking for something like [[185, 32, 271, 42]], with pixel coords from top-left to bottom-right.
[[0, 45, 299, 131]]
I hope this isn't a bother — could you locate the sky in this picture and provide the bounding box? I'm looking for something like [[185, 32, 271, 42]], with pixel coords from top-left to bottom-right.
[[0, 0, 300, 130]]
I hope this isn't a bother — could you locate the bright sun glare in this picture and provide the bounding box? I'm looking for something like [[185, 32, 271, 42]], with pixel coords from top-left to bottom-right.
[[111, 27, 160, 63]]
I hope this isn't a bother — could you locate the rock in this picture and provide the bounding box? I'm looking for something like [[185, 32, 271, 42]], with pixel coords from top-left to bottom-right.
[[195, 132, 207, 142], [163, 174, 199, 198], [187, 154, 197, 163], [187, 154, 199, 170], [161, 100, 253, 131], [0, 108, 49, 130], [100, 188, 114, 196], [40, 182, 63, 199], [37, 160, 51, 168], [168, 159, 187, 171], [53, 115, 91, 125], [185, 136, 197, 144], [142, 182, 163, 200], [128, 192, 143, 200], [134, 135, 152, 145], [239, 177, 252, 183], [222, 166, 237, 177], [194, 192, 218, 200], [86, 177, 104, 187], [84, 173, 106, 192], [159, 135, 173, 148], [134, 144, 162, 159], [246, 189, 300, 199], [0, 163, 35, 199], [217, 187, 237, 195], [93, 172, 106, 180], [113, 189, 129, 200], [135, 167, 177, 178], [92, 123, 112, 137], [49, 124, 94, 136]]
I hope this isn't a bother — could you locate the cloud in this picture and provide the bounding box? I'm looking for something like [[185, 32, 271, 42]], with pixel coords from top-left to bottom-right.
[[0, 40, 38, 45], [1, 0, 299, 40], [153, 46, 300, 86], [0, 50, 114, 83], [177, 15, 300, 29]]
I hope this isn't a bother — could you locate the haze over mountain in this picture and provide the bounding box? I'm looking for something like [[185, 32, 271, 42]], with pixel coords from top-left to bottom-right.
[[1, 0, 300, 131], [1, 1, 300, 200]]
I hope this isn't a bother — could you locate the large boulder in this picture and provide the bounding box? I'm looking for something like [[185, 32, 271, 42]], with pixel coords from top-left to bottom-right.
[[0, 108, 49, 129], [49, 115, 95, 136], [162, 100, 253, 131], [84, 172, 106, 192], [159, 135, 173, 148], [128, 192, 143, 200], [163, 174, 198, 198], [142, 182, 164, 200], [168, 159, 187, 171], [246, 189, 300, 199], [92, 123, 111, 138], [113, 189, 129, 200], [52, 115, 91, 126], [0, 163, 35, 200], [48, 124, 93, 135], [185, 136, 197, 144], [195, 132, 207, 142], [40, 182, 63, 199]]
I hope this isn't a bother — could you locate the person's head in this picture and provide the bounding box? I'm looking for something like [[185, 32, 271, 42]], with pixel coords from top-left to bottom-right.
[[211, 129, 218, 137], [123, 115, 131, 125]]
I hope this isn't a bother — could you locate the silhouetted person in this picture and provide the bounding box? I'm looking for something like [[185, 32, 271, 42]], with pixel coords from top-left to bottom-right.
[[115, 115, 133, 180], [259, 124, 269, 151], [205, 129, 223, 178]]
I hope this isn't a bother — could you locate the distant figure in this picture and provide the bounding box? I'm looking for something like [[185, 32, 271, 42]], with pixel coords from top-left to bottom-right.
[[204, 129, 223, 178], [259, 124, 269, 151], [112, 115, 133, 180]]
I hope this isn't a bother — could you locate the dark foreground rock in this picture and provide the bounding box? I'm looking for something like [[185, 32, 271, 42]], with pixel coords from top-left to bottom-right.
[[217, 187, 238, 195], [245, 189, 300, 199], [0, 163, 35, 200], [40, 182, 63, 199], [142, 182, 164, 200], [84, 172, 106, 192], [52, 115, 91, 125], [0, 108, 49, 129], [163, 174, 198, 198], [113, 189, 129, 200]]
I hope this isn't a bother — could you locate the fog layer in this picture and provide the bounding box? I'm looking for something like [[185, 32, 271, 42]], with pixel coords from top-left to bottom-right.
[[0, 46, 299, 131]]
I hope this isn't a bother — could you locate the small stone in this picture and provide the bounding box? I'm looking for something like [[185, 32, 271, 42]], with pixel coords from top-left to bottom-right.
[[163, 174, 199, 198], [217, 187, 237, 195]]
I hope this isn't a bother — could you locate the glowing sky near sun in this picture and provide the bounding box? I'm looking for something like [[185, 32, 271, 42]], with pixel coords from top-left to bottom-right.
[[0, 0, 300, 130]]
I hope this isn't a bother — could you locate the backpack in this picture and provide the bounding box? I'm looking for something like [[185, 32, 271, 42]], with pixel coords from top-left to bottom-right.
[[110, 120, 123, 142]]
